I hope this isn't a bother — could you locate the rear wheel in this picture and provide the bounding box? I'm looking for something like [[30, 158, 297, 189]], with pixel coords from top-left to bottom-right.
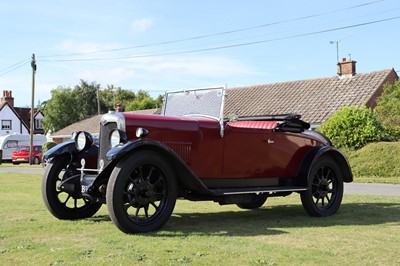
[[42, 155, 102, 220], [107, 151, 177, 234], [236, 194, 268, 209], [301, 156, 343, 217], [33, 156, 40, 165]]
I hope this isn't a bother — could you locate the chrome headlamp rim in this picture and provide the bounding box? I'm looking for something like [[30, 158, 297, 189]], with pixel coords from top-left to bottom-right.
[[74, 131, 94, 151], [110, 129, 127, 148]]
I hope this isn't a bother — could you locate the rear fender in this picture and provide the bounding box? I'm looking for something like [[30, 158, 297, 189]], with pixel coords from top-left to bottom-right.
[[296, 146, 353, 186]]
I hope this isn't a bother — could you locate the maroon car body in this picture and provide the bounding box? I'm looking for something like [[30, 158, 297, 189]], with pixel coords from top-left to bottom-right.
[[42, 87, 352, 234]]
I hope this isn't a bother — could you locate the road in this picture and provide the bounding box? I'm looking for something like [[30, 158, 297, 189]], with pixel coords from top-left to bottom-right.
[[0, 167, 399, 196]]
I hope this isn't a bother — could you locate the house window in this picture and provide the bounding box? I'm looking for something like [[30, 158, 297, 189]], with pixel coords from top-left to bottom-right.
[[35, 118, 43, 129], [1, 120, 12, 130]]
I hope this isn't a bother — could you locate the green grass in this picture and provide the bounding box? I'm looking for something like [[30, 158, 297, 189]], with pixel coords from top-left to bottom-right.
[[1, 173, 399, 265]]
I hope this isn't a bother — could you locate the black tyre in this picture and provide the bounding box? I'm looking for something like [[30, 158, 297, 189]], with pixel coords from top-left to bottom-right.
[[236, 194, 268, 209], [33, 156, 40, 165], [301, 156, 343, 217], [42, 155, 102, 220], [107, 151, 177, 234]]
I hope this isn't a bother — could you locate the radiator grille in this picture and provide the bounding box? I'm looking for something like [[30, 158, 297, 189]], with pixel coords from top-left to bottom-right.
[[99, 122, 117, 167]]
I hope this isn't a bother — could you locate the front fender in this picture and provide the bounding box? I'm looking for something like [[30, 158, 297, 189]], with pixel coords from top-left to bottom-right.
[[106, 139, 165, 161], [103, 139, 213, 195], [43, 139, 98, 169], [43, 139, 76, 162], [297, 146, 353, 186]]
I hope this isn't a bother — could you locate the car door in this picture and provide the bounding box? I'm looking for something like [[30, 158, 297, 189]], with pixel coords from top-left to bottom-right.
[[222, 124, 305, 178]]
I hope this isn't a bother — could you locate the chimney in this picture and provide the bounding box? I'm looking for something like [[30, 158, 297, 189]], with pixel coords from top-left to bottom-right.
[[337, 58, 356, 78], [1, 90, 14, 107]]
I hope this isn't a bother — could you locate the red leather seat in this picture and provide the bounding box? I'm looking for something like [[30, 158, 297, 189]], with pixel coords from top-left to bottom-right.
[[227, 121, 279, 129]]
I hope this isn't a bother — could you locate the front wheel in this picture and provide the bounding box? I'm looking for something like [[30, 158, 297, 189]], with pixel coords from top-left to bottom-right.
[[106, 151, 177, 234], [300, 156, 344, 217], [42, 155, 102, 220]]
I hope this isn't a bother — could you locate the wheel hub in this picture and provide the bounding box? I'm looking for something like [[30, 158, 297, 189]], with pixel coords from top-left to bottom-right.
[[127, 180, 155, 206], [316, 178, 330, 197]]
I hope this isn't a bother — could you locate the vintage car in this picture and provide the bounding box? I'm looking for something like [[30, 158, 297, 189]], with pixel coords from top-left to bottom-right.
[[42, 86, 353, 234]]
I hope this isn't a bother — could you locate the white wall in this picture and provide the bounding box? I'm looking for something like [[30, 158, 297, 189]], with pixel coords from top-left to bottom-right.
[[0, 105, 29, 136]]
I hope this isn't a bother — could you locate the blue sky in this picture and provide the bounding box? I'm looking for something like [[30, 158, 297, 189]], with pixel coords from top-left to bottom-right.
[[1, 0, 399, 107]]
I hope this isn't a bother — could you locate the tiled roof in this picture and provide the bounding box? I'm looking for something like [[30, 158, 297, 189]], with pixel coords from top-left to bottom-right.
[[225, 68, 397, 124], [13, 107, 44, 134]]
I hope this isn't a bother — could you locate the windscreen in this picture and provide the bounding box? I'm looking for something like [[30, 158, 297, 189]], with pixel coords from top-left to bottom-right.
[[162, 87, 225, 119]]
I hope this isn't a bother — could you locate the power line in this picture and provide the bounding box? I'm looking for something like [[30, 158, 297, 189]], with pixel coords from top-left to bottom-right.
[[39, 15, 400, 63], [0, 58, 30, 77], [39, 0, 384, 58]]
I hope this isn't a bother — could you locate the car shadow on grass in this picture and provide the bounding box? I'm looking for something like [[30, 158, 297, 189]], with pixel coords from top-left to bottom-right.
[[87, 202, 400, 236], [162, 202, 400, 236]]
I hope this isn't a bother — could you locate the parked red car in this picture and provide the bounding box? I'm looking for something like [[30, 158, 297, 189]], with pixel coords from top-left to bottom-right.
[[12, 145, 43, 164], [42, 87, 352, 234]]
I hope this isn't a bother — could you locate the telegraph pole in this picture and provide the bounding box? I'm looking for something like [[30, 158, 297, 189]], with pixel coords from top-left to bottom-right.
[[29, 54, 36, 165]]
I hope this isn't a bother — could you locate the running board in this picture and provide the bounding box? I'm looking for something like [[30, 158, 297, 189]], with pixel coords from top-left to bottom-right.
[[210, 186, 307, 196]]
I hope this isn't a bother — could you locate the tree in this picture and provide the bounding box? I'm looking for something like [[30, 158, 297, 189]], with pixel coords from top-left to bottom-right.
[[100, 85, 136, 112], [125, 90, 163, 111], [73, 80, 100, 118], [318, 105, 389, 149], [375, 79, 400, 128], [42, 86, 82, 133], [42, 81, 163, 133]]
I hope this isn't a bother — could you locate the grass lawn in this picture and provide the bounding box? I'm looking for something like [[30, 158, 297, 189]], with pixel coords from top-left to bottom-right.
[[0, 172, 399, 265]]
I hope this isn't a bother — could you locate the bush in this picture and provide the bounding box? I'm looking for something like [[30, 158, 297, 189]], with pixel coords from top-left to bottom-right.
[[42, 141, 58, 154], [318, 105, 387, 149], [345, 142, 400, 178], [375, 79, 400, 128]]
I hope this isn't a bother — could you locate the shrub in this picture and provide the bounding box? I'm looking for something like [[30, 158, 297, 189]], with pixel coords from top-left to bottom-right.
[[375, 79, 400, 128], [345, 142, 400, 178], [318, 105, 387, 149], [42, 141, 58, 154]]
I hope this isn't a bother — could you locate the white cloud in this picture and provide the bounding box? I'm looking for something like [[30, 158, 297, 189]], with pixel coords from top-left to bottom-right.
[[131, 18, 153, 33]]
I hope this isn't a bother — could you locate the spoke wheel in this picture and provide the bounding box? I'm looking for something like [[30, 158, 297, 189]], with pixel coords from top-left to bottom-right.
[[107, 151, 177, 234], [301, 156, 343, 217], [42, 155, 102, 220]]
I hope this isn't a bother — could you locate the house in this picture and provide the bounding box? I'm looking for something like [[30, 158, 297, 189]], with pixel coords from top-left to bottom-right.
[[0, 90, 45, 136], [225, 59, 398, 128], [13, 107, 45, 135], [49, 59, 398, 140]]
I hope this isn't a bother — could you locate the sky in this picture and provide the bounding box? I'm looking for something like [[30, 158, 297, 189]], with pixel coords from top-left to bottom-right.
[[1, 0, 399, 107]]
